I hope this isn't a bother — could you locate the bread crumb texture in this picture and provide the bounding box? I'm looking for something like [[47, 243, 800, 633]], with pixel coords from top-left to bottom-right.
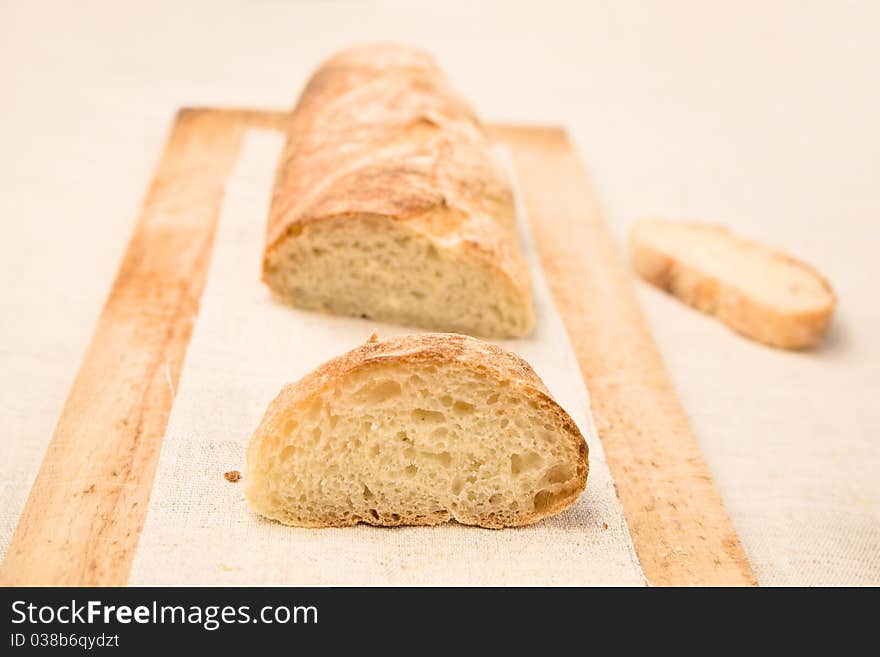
[[631, 219, 835, 349], [245, 333, 588, 528]]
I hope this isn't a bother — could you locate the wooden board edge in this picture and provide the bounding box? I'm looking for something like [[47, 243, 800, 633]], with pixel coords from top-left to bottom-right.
[[490, 124, 756, 586], [0, 108, 290, 586]]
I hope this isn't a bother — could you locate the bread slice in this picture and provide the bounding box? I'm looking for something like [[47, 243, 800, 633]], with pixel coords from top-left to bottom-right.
[[263, 44, 534, 338], [631, 219, 835, 349], [245, 333, 588, 528]]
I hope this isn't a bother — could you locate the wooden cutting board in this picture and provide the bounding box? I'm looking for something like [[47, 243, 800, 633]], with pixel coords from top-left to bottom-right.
[[0, 108, 755, 586]]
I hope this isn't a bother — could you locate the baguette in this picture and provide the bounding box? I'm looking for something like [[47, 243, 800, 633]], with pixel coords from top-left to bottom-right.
[[631, 219, 835, 349], [263, 44, 534, 338], [245, 333, 588, 528]]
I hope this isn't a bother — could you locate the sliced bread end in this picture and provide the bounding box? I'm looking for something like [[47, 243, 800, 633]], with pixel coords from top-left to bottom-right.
[[631, 219, 835, 349]]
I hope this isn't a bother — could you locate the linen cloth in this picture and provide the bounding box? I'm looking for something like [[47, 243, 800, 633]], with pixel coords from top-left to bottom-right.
[[128, 131, 646, 585]]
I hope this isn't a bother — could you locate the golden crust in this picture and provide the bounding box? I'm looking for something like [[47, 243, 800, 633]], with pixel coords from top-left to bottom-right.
[[245, 333, 589, 528], [631, 219, 836, 349], [263, 43, 532, 307]]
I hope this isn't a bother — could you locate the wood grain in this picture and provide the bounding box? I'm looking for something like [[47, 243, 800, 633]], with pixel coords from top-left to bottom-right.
[[1, 110, 754, 586], [489, 124, 756, 586], [0, 108, 289, 586]]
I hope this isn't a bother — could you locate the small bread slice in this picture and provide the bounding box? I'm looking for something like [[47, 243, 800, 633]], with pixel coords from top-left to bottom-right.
[[245, 333, 588, 528], [631, 219, 835, 349]]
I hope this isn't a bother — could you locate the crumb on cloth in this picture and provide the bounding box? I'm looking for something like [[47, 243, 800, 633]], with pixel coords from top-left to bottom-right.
[[224, 470, 241, 483]]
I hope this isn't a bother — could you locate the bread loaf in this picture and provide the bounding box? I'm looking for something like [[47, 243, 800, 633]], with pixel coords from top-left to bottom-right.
[[263, 44, 534, 338], [631, 219, 835, 349], [245, 333, 588, 528]]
